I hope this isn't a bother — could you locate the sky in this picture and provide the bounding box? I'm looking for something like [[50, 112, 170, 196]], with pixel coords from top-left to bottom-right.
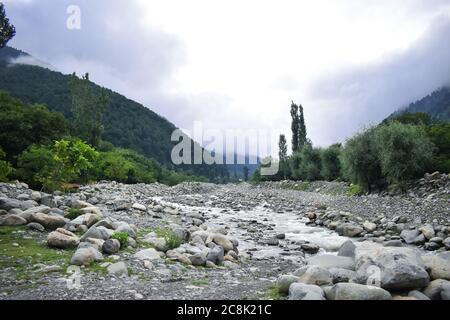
[[4, 0, 450, 155]]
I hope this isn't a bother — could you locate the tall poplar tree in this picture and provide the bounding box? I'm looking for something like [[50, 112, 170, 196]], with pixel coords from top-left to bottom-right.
[[290, 101, 300, 153]]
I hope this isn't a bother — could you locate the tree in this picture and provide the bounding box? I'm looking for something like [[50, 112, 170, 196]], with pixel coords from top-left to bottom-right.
[[290, 101, 300, 153], [278, 134, 288, 179], [321, 144, 342, 181], [69, 73, 109, 147], [375, 122, 435, 185], [341, 127, 383, 192], [298, 104, 307, 149], [0, 147, 13, 182], [0, 3, 15, 48], [297, 144, 322, 181], [243, 166, 249, 181]]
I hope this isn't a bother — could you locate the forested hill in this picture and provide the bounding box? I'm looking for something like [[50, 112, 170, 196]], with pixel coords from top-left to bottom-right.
[[389, 87, 450, 122], [0, 47, 228, 180]]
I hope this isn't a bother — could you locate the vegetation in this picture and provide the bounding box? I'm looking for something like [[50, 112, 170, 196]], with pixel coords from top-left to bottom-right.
[[65, 208, 83, 220], [154, 228, 182, 250], [0, 3, 15, 48], [0, 147, 13, 182], [111, 231, 129, 247]]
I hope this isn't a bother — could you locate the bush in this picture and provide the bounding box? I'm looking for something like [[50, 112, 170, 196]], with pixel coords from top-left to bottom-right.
[[111, 231, 129, 247], [375, 122, 435, 185], [296, 144, 322, 181], [0, 148, 13, 182], [346, 184, 363, 196], [65, 208, 83, 220], [155, 228, 182, 250], [321, 144, 342, 181]]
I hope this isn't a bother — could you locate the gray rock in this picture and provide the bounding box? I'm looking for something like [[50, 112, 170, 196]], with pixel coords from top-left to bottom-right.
[[384, 240, 403, 247], [134, 248, 162, 261], [144, 235, 169, 252], [27, 222, 45, 232], [337, 240, 356, 258], [0, 214, 27, 226], [400, 229, 426, 245], [30, 191, 41, 202], [71, 247, 103, 266], [30, 212, 66, 230], [132, 203, 147, 211], [206, 245, 224, 265], [289, 283, 325, 300], [212, 233, 233, 251], [189, 253, 207, 266], [363, 221, 377, 232], [308, 254, 355, 270], [336, 223, 363, 237], [419, 225, 435, 240], [326, 283, 392, 300], [115, 222, 136, 238], [0, 198, 23, 211], [329, 267, 357, 283], [422, 252, 450, 280], [276, 275, 300, 295], [443, 237, 450, 250], [112, 199, 129, 211], [408, 290, 431, 300], [301, 243, 320, 254], [102, 239, 121, 254], [80, 225, 113, 241], [423, 279, 450, 300], [356, 247, 430, 290], [107, 262, 128, 276], [298, 266, 333, 286]]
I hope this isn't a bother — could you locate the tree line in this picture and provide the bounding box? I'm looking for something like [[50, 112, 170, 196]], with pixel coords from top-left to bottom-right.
[[253, 102, 450, 193]]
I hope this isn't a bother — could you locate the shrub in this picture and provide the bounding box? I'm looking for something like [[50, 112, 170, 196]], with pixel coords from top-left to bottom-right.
[[346, 184, 363, 196], [321, 144, 342, 181], [65, 208, 83, 220], [155, 228, 182, 250], [0, 148, 13, 182], [111, 231, 129, 247]]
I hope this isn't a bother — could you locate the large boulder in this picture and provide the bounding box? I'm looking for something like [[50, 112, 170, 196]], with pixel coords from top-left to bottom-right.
[[107, 262, 128, 276], [102, 239, 121, 254], [115, 222, 136, 239], [212, 233, 233, 252], [134, 248, 162, 261], [70, 247, 103, 266], [363, 221, 377, 233], [47, 228, 79, 249], [70, 213, 102, 228], [206, 245, 224, 265], [422, 279, 450, 300], [189, 253, 207, 266], [307, 254, 355, 270], [30, 212, 67, 230], [355, 247, 429, 290], [297, 266, 333, 286], [337, 240, 356, 258], [326, 283, 392, 300], [143, 234, 169, 252], [18, 206, 50, 222], [419, 225, 435, 240], [276, 275, 300, 295], [0, 214, 27, 226], [400, 229, 426, 245], [422, 252, 450, 280], [80, 225, 113, 241], [329, 267, 357, 284], [336, 223, 363, 237], [288, 283, 325, 300]]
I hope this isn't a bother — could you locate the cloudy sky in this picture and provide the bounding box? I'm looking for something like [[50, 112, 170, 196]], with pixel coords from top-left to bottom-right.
[[4, 0, 450, 154]]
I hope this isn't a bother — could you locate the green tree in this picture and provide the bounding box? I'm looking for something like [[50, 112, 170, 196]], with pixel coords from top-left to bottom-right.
[[297, 144, 322, 181], [16, 144, 56, 190], [426, 123, 450, 173], [69, 73, 109, 147], [0, 3, 15, 48], [341, 127, 383, 192], [290, 101, 300, 153], [321, 144, 342, 181], [375, 122, 435, 185], [0, 147, 13, 182], [298, 104, 307, 149], [278, 134, 288, 179]]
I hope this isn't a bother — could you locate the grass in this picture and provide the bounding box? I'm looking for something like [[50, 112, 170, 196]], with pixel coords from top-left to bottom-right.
[[137, 227, 182, 250], [0, 226, 74, 281], [266, 285, 281, 300], [346, 184, 364, 196], [65, 208, 83, 220], [191, 278, 209, 286], [111, 231, 129, 247]]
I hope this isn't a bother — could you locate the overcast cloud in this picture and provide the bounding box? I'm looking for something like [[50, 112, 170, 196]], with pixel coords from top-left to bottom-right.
[[4, 0, 450, 155]]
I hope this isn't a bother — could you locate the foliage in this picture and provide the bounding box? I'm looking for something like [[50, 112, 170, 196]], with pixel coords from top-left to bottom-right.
[[375, 121, 435, 185], [321, 144, 342, 181], [0, 147, 13, 182], [295, 144, 322, 181], [65, 208, 83, 220], [290, 101, 307, 153], [111, 231, 129, 247], [278, 134, 289, 179], [0, 92, 68, 163], [16, 144, 56, 190], [426, 122, 450, 173], [0, 4, 15, 48], [69, 73, 109, 147], [154, 228, 182, 250], [346, 184, 363, 197]]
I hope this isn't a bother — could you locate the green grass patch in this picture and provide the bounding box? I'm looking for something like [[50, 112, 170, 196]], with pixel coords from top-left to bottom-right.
[[111, 231, 129, 247], [191, 278, 209, 286], [65, 208, 83, 220], [346, 184, 364, 196], [266, 285, 281, 300]]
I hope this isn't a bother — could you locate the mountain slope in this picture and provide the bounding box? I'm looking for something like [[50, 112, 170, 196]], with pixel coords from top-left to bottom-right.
[[390, 87, 450, 121], [0, 47, 228, 180]]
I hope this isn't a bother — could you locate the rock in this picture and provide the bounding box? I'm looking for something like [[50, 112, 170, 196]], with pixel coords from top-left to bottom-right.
[[166, 250, 192, 265], [275, 233, 285, 240], [423, 279, 450, 300], [71, 247, 103, 266], [0, 198, 23, 211], [288, 283, 325, 300], [267, 238, 279, 246], [298, 266, 333, 286], [30, 212, 66, 230], [443, 237, 450, 250], [132, 203, 147, 211], [30, 191, 41, 202], [422, 252, 450, 280], [408, 290, 431, 300], [363, 221, 377, 232], [40, 195, 56, 208], [47, 228, 79, 249], [206, 245, 224, 265], [70, 213, 102, 228], [329, 267, 357, 283], [0, 214, 27, 226], [326, 283, 392, 300], [112, 199, 129, 211], [27, 222, 45, 232], [189, 253, 207, 266], [80, 225, 113, 241], [212, 233, 233, 252], [102, 239, 121, 254], [107, 262, 128, 276], [134, 248, 162, 261], [337, 240, 356, 258], [18, 206, 50, 221], [384, 240, 403, 247], [301, 243, 320, 254], [419, 225, 435, 240], [276, 275, 300, 295], [442, 282, 450, 300], [115, 222, 136, 238], [144, 235, 169, 252], [307, 254, 355, 270], [355, 247, 429, 290], [424, 242, 441, 251], [336, 223, 363, 237], [400, 229, 426, 245]]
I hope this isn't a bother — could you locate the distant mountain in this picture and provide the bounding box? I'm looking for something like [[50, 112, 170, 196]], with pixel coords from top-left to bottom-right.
[[389, 87, 450, 122], [0, 47, 228, 180]]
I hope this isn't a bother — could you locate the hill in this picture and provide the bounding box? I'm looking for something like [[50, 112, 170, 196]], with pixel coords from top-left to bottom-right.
[[0, 47, 228, 180]]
